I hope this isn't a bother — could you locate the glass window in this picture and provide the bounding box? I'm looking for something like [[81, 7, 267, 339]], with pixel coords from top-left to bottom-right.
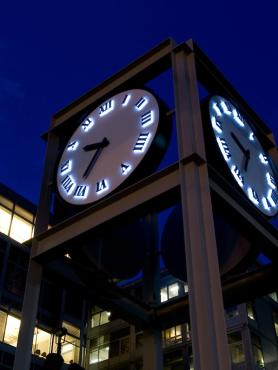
[[52, 334, 80, 364], [0, 311, 7, 341], [4, 315, 21, 347], [273, 312, 278, 337], [168, 283, 179, 299], [10, 214, 33, 243], [61, 340, 79, 364], [228, 332, 245, 364], [247, 302, 256, 320], [160, 282, 180, 303], [91, 311, 110, 327], [62, 321, 80, 338], [163, 325, 182, 346], [251, 334, 265, 367], [100, 311, 111, 325], [33, 327, 51, 357], [89, 336, 110, 364], [160, 287, 168, 302], [0, 206, 12, 235]]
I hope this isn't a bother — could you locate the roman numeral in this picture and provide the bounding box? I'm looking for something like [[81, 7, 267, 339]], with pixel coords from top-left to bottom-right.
[[232, 109, 245, 127], [217, 137, 232, 161], [121, 163, 131, 175], [67, 141, 79, 151], [248, 187, 259, 205], [99, 100, 113, 115], [266, 172, 277, 189], [212, 102, 223, 116], [231, 165, 244, 187], [81, 117, 93, 131], [211, 116, 223, 134], [122, 94, 130, 106], [61, 175, 75, 194], [60, 160, 71, 174], [268, 189, 278, 206], [141, 111, 153, 127], [96, 179, 108, 193], [262, 196, 272, 210], [133, 133, 150, 152], [220, 100, 233, 114], [259, 153, 268, 164], [135, 97, 147, 110], [74, 185, 88, 198]]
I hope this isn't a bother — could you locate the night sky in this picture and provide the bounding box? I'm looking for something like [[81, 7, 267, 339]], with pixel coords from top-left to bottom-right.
[[1, 1, 277, 208]]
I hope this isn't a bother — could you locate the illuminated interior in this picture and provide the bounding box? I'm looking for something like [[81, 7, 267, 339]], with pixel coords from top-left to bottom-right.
[[160, 282, 179, 302], [0, 196, 35, 243], [3, 315, 21, 347], [91, 310, 111, 327], [33, 328, 51, 356]]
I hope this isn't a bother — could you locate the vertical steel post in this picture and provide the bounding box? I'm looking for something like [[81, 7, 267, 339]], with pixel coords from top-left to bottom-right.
[[142, 214, 163, 370], [172, 42, 232, 370], [14, 132, 60, 370]]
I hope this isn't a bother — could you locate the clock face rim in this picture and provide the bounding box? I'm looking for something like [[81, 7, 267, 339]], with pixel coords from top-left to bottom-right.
[[208, 94, 278, 217], [56, 88, 161, 206]]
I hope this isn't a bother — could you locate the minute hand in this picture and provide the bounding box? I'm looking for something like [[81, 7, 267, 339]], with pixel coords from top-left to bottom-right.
[[230, 132, 248, 154], [230, 132, 250, 171], [83, 137, 109, 179]]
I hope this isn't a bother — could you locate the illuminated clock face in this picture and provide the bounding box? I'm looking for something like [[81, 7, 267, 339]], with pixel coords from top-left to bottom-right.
[[57, 89, 160, 205], [209, 95, 278, 216]]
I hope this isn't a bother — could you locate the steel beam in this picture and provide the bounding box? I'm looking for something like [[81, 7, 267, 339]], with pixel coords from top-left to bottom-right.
[[172, 43, 232, 370]]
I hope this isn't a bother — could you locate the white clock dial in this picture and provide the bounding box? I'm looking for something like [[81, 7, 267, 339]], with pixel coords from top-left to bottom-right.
[[209, 95, 278, 216], [57, 89, 160, 205]]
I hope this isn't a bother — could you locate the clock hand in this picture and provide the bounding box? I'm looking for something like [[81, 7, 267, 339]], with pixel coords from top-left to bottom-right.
[[231, 132, 251, 172], [83, 137, 110, 179], [83, 137, 110, 152], [243, 149, 250, 172], [230, 132, 248, 155]]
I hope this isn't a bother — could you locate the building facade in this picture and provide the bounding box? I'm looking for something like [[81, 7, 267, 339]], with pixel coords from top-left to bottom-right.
[[0, 181, 277, 369]]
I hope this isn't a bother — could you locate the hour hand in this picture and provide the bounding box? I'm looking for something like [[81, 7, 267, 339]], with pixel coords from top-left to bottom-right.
[[230, 132, 247, 154], [82, 137, 110, 179], [83, 137, 109, 152]]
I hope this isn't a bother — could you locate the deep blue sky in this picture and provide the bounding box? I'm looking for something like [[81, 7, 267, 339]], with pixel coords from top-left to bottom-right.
[[1, 1, 277, 206]]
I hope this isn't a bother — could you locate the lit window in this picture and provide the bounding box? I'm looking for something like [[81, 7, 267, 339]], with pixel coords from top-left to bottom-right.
[[160, 282, 180, 302], [252, 334, 265, 367], [62, 321, 80, 338], [33, 327, 51, 357], [89, 336, 109, 364], [247, 302, 256, 320], [160, 287, 168, 303], [0, 206, 12, 235], [4, 315, 21, 347], [91, 311, 110, 327], [0, 311, 7, 341], [52, 334, 80, 364], [163, 325, 182, 346], [228, 332, 245, 364], [168, 283, 179, 299], [10, 214, 33, 243]]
